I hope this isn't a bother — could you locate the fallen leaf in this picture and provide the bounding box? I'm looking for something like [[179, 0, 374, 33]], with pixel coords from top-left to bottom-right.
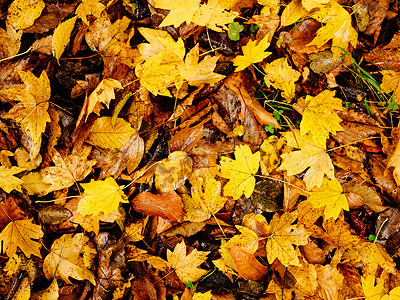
[[232, 35, 271, 72], [87, 117, 136, 149], [263, 57, 301, 102], [184, 177, 227, 222], [2, 70, 51, 158], [86, 78, 123, 121], [315, 265, 344, 300], [0, 219, 44, 258], [43, 233, 95, 284], [278, 129, 335, 189], [300, 90, 344, 145], [266, 211, 308, 267], [154, 151, 193, 193], [178, 44, 225, 87], [8, 0, 45, 30], [131, 191, 185, 222], [75, 0, 105, 25], [361, 275, 385, 300], [31, 279, 59, 300], [230, 246, 268, 280], [78, 177, 129, 216], [39, 146, 96, 193], [219, 144, 260, 199], [167, 241, 210, 284], [52, 16, 77, 63], [0, 23, 22, 58], [306, 178, 349, 220], [307, 1, 358, 60], [0, 166, 25, 193], [155, 0, 201, 28]]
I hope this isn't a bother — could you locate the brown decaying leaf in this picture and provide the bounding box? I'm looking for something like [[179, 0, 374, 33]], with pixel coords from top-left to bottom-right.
[[230, 246, 269, 280], [131, 191, 185, 222]]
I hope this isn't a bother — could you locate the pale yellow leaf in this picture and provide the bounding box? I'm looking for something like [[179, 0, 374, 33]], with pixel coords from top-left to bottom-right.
[[75, 0, 106, 25], [52, 16, 77, 63], [8, 0, 45, 30], [306, 178, 348, 220], [263, 57, 300, 102], [167, 241, 210, 284], [155, 0, 201, 28], [87, 117, 136, 149], [277, 129, 334, 189], [178, 44, 225, 87], [86, 78, 123, 120], [0, 219, 43, 258], [0, 166, 25, 193], [43, 233, 95, 284]]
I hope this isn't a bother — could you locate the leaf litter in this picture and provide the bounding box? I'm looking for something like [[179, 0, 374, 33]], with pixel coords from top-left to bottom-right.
[[1, 0, 400, 298]]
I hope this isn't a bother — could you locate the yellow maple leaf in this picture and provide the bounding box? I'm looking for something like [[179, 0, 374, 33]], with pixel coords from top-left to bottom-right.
[[361, 275, 385, 300], [75, 0, 106, 25], [8, 0, 45, 30], [86, 117, 136, 149], [0, 166, 25, 193], [232, 35, 271, 72], [4, 254, 21, 276], [85, 15, 132, 56], [137, 27, 186, 61], [52, 16, 77, 64], [154, 151, 193, 193], [86, 78, 123, 121], [135, 50, 184, 97], [381, 70, 400, 104], [77, 177, 129, 216], [357, 241, 396, 276], [43, 233, 95, 284], [306, 178, 348, 220], [266, 211, 308, 267], [193, 291, 212, 300], [39, 146, 96, 194], [2, 70, 51, 158], [307, 1, 358, 60], [277, 129, 335, 189], [0, 23, 22, 58], [178, 44, 225, 87], [300, 90, 343, 145], [0, 219, 44, 258], [263, 57, 300, 102], [192, 0, 238, 32], [219, 144, 260, 200], [155, 0, 201, 28], [302, 0, 329, 11], [184, 177, 227, 222], [167, 241, 210, 284]]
